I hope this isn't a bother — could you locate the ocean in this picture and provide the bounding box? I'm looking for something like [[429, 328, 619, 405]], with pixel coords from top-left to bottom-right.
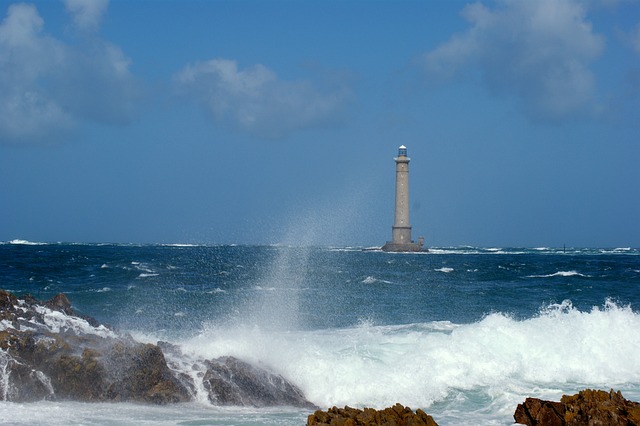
[[1, 240, 639, 425]]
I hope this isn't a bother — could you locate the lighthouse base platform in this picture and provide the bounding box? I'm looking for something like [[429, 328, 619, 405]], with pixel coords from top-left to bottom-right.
[[381, 241, 426, 252]]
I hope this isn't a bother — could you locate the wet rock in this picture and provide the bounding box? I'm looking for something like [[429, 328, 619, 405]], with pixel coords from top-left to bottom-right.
[[0, 349, 53, 401], [514, 389, 640, 426], [103, 342, 191, 404], [203, 356, 314, 408], [307, 403, 439, 426], [0, 290, 191, 404], [44, 293, 74, 316], [0, 290, 314, 408]]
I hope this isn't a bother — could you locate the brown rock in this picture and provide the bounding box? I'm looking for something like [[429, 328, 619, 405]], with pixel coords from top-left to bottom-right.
[[45, 293, 74, 316], [307, 403, 439, 426], [514, 397, 565, 426], [514, 389, 640, 426], [562, 389, 640, 426]]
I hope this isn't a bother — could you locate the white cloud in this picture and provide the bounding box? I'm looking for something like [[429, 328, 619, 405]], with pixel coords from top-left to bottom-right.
[[423, 0, 605, 122], [174, 59, 352, 139], [63, 0, 109, 32], [0, 2, 138, 144]]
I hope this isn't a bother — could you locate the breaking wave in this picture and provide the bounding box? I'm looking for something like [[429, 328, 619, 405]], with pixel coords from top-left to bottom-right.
[[165, 299, 640, 411]]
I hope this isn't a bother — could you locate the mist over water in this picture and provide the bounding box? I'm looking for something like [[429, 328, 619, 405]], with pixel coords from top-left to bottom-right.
[[241, 246, 310, 332]]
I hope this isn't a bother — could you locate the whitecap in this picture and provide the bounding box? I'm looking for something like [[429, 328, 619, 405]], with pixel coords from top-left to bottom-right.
[[435, 267, 454, 273], [137, 273, 159, 278], [8, 239, 46, 245], [362, 276, 377, 284], [527, 270, 589, 278]]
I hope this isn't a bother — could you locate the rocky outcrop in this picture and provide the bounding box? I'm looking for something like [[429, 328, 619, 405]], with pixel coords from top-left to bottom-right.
[[0, 290, 312, 407], [203, 356, 314, 408], [0, 290, 191, 404], [514, 389, 640, 426], [307, 403, 439, 426]]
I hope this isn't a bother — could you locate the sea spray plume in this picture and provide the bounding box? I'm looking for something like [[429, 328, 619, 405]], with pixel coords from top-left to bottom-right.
[[232, 181, 375, 332], [243, 245, 310, 332], [177, 192, 374, 403]]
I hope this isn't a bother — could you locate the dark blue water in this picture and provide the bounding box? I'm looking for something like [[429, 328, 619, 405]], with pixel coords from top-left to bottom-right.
[[2, 243, 638, 330], [1, 241, 639, 425]]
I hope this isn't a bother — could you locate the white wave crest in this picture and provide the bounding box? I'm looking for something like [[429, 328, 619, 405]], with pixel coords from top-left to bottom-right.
[[172, 299, 640, 412], [8, 239, 46, 245], [137, 273, 159, 278], [527, 270, 589, 278]]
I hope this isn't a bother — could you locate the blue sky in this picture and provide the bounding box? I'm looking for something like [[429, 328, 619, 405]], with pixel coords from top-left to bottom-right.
[[1, 0, 638, 248]]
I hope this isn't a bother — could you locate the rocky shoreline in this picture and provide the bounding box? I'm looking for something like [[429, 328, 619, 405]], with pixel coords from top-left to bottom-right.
[[0, 289, 312, 407], [514, 389, 640, 426], [1, 290, 639, 425]]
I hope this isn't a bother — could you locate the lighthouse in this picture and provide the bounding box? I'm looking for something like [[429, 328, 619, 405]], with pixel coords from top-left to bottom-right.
[[381, 145, 425, 252]]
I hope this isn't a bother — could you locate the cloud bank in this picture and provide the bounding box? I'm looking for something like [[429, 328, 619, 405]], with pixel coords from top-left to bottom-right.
[[423, 0, 605, 122], [63, 0, 109, 32], [174, 59, 352, 139], [0, 2, 138, 144]]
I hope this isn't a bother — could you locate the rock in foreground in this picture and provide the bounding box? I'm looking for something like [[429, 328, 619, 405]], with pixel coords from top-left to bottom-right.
[[514, 389, 640, 426], [0, 290, 313, 407], [307, 403, 439, 426]]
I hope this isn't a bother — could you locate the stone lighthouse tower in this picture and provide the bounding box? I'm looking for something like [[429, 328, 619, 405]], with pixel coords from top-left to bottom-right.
[[382, 145, 425, 252]]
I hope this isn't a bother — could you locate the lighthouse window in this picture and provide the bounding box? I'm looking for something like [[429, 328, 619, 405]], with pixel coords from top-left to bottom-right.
[[398, 147, 407, 156]]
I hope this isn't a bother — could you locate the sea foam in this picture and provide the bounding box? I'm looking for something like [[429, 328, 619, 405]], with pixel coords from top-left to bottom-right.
[[33, 306, 117, 338], [172, 300, 640, 411]]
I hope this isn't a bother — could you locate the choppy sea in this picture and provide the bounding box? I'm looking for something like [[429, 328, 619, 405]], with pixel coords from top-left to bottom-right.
[[1, 240, 639, 425]]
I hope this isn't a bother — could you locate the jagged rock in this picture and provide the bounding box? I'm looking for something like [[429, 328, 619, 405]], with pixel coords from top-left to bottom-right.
[[103, 342, 191, 404], [0, 290, 315, 408], [514, 397, 565, 426], [307, 403, 439, 426], [44, 293, 74, 316], [514, 389, 640, 426], [0, 290, 191, 404], [203, 356, 314, 408]]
